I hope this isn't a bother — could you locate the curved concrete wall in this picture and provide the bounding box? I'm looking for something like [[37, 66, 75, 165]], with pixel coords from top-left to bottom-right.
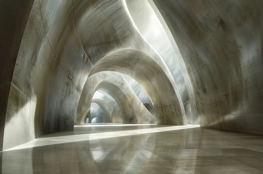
[[89, 49, 185, 125], [123, 75, 155, 115], [0, 0, 34, 151], [91, 99, 112, 123], [92, 91, 123, 123], [2, 0, 263, 151], [1, 0, 162, 150], [125, 0, 196, 116], [89, 102, 111, 123], [77, 72, 156, 124], [153, 0, 263, 133]]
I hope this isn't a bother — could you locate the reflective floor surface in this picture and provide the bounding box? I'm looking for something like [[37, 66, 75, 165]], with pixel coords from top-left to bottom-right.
[[1, 124, 263, 174]]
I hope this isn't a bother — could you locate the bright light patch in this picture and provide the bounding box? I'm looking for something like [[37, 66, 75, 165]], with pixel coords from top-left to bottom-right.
[[75, 123, 156, 127], [5, 125, 200, 151]]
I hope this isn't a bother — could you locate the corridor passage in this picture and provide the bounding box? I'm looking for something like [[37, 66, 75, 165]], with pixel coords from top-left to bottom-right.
[[2, 124, 263, 174]]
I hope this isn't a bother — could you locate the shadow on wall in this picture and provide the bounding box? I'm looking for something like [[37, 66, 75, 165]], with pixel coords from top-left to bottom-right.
[[2, 0, 88, 150], [144, 103, 155, 115], [153, 0, 263, 133]]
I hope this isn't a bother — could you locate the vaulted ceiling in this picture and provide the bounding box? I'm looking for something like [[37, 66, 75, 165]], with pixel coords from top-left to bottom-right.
[[0, 0, 262, 151]]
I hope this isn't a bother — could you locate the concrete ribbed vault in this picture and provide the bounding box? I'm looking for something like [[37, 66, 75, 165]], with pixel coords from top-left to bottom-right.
[[1, 0, 263, 151], [89, 49, 185, 125], [88, 102, 111, 123], [95, 81, 137, 124], [92, 91, 123, 123], [77, 72, 156, 125], [90, 99, 112, 123], [122, 75, 155, 115], [124, 0, 198, 123]]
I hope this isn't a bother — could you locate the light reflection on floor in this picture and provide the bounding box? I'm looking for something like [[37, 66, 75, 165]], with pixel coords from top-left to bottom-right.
[[74, 123, 156, 127], [5, 124, 199, 151], [2, 124, 263, 174]]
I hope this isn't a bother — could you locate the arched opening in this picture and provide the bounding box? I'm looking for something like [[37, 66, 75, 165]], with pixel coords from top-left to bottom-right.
[[123, 0, 198, 124], [122, 74, 155, 115], [93, 91, 123, 123], [88, 49, 186, 125], [76, 71, 156, 125], [87, 102, 111, 124]]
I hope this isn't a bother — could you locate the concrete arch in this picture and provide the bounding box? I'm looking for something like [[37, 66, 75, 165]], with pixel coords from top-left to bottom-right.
[[77, 72, 156, 125], [91, 99, 112, 123], [89, 48, 186, 125], [73, 0, 187, 125], [1, 0, 186, 150], [97, 81, 137, 124], [124, 0, 198, 123], [89, 101, 111, 123], [122, 74, 155, 115], [88, 102, 109, 123], [93, 91, 123, 123]]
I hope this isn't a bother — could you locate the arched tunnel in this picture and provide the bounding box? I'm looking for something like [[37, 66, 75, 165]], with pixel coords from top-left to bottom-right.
[[1, 0, 263, 173]]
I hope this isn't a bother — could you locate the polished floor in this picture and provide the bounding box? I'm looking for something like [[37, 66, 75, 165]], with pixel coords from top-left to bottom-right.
[[1, 124, 263, 174]]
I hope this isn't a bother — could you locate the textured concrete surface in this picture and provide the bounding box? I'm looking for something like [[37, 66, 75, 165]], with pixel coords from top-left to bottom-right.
[[1, 0, 263, 152], [1, 0, 187, 150], [153, 0, 263, 134], [0, 0, 34, 151]]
